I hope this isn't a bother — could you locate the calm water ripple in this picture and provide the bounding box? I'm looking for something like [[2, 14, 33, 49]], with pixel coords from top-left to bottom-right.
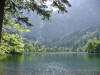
[[0, 53, 100, 75]]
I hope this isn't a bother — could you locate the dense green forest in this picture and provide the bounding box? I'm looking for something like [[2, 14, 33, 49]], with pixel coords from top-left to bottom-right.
[[0, 33, 24, 55], [83, 38, 100, 53]]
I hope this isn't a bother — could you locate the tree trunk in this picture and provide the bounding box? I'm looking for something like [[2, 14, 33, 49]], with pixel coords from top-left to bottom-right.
[[0, 0, 6, 45]]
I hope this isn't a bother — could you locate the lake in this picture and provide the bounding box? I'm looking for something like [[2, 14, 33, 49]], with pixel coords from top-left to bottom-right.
[[0, 53, 100, 75]]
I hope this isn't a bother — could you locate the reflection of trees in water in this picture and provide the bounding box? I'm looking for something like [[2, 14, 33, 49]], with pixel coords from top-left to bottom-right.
[[0, 54, 100, 75], [0, 55, 25, 75], [85, 54, 100, 61], [0, 56, 9, 75], [0, 62, 5, 75], [5, 55, 24, 63]]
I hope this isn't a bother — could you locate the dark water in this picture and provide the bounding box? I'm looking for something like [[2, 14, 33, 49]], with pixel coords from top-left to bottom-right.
[[0, 53, 100, 75]]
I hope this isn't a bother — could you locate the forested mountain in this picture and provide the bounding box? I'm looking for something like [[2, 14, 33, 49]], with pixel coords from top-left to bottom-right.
[[23, 0, 100, 46], [46, 25, 100, 49], [24, 25, 100, 52]]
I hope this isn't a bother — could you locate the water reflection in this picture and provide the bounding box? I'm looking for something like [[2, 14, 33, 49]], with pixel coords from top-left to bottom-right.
[[86, 54, 100, 60], [0, 53, 100, 75]]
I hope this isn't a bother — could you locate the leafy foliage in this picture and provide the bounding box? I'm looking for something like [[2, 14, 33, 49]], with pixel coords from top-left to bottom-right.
[[3, 16, 30, 32], [83, 38, 100, 53], [0, 33, 24, 55], [4, 0, 70, 27]]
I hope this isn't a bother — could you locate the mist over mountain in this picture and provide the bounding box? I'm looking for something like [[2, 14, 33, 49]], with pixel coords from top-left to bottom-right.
[[23, 0, 100, 44]]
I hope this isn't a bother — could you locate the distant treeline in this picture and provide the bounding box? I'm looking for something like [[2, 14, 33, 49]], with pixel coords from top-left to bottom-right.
[[24, 39, 73, 52]]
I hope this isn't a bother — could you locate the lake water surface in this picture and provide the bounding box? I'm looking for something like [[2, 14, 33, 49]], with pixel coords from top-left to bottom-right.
[[0, 53, 100, 75]]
